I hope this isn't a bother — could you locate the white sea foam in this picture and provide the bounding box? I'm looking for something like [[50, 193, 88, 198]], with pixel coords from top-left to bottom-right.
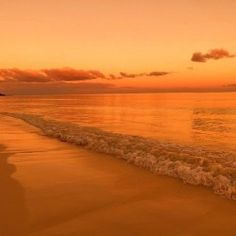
[[2, 112, 236, 200]]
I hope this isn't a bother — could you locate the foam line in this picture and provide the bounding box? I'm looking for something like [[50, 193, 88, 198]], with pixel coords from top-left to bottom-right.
[[2, 112, 236, 200]]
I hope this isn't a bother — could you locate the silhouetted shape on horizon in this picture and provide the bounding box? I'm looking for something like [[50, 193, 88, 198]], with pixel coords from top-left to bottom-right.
[[0, 92, 6, 96]]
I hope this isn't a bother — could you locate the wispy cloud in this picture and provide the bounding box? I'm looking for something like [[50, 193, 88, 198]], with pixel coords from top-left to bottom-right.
[[148, 71, 170, 76], [120, 72, 143, 78], [191, 49, 235, 63], [119, 71, 171, 79]]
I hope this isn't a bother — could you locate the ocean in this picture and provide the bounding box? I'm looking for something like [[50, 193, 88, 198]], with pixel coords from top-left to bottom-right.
[[1, 92, 236, 199]]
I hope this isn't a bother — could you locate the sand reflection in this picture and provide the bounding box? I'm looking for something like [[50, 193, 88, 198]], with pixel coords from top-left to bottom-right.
[[0, 145, 28, 236]]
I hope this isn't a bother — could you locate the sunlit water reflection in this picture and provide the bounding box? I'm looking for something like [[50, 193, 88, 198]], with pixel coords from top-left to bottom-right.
[[1, 93, 236, 152]]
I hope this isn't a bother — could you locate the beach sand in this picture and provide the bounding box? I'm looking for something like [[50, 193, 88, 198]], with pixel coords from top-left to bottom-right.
[[0, 115, 235, 236]]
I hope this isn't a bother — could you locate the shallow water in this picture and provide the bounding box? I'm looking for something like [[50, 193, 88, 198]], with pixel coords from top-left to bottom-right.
[[1, 93, 236, 152], [1, 93, 236, 199]]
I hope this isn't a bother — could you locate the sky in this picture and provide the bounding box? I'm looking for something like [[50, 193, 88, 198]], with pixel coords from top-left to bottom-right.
[[0, 0, 236, 94]]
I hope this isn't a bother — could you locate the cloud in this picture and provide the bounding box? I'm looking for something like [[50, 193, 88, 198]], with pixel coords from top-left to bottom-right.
[[119, 71, 170, 78], [0, 69, 50, 82], [148, 71, 170, 76], [120, 72, 138, 78], [42, 68, 105, 81], [0, 68, 106, 83], [108, 74, 123, 80], [191, 53, 206, 63], [191, 49, 235, 63], [0, 68, 170, 83]]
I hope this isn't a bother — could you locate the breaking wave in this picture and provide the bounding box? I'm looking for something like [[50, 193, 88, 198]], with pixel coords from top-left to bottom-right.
[[2, 112, 236, 200]]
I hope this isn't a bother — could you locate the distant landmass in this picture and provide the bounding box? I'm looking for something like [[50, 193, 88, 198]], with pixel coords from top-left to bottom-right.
[[0, 92, 6, 96]]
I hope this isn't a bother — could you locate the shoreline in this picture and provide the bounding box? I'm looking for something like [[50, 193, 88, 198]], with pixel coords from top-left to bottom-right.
[[3, 112, 236, 200], [0, 115, 236, 236]]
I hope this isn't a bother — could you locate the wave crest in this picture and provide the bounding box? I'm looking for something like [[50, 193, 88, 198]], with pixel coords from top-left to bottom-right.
[[2, 112, 236, 200]]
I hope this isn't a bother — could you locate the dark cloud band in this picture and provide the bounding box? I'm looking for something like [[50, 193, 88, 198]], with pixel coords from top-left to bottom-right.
[[0, 68, 170, 83]]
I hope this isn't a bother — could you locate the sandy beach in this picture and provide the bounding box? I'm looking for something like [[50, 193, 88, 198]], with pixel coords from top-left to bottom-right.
[[0, 115, 236, 236]]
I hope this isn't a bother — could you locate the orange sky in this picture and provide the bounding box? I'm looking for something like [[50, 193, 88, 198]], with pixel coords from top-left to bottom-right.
[[0, 0, 236, 94]]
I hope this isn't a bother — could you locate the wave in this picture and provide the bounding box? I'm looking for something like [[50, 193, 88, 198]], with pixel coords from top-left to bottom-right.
[[2, 112, 236, 200]]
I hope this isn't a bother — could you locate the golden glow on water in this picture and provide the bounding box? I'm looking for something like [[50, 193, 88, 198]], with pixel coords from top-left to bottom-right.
[[1, 93, 236, 151]]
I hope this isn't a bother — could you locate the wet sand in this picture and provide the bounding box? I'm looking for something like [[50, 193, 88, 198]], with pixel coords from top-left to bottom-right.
[[0, 115, 236, 236]]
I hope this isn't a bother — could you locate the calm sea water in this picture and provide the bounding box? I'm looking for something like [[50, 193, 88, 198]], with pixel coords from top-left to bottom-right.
[[1, 92, 236, 153]]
